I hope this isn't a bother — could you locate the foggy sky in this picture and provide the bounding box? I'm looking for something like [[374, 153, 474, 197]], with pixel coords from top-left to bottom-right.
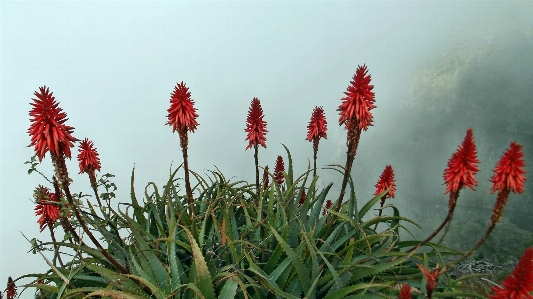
[[2, 1, 533, 293]]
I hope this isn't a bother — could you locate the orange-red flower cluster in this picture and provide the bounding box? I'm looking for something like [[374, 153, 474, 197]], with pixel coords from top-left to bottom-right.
[[375, 165, 396, 201], [6, 277, 16, 299], [489, 247, 533, 299], [245, 97, 268, 150], [306, 106, 327, 142], [417, 264, 444, 299], [338, 65, 376, 131], [443, 128, 480, 194], [274, 156, 285, 185], [399, 283, 412, 299], [28, 86, 77, 161], [299, 190, 306, 207], [323, 199, 332, 216], [77, 138, 101, 174], [167, 81, 199, 134], [490, 142, 526, 194], [34, 185, 63, 232], [262, 165, 270, 190]]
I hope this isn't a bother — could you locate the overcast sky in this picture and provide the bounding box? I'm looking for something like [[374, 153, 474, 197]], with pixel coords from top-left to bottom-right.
[[2, 1, 533, 294]]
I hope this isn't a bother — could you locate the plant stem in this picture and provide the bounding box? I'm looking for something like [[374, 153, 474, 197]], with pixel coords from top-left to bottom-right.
[[63, 185, 129, 274], [254, 145, 259, 203], [444, 223, 496, 272]]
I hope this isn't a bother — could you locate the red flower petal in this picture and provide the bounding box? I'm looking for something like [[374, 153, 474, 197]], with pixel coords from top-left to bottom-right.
[[338, 65, 376, 131], [245, 97, 268, 150], [443, 128, 480, 194], [490, 142, 526, 194], [322, 199, 332, 215], [28, 86, 77, 161]]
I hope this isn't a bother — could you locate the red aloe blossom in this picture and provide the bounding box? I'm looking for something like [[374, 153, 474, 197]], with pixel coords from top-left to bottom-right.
[[375, 165, 396, 202], [245, 97, 268, 150], [335, 65, 375, 214], [167, 81, 199, 209], [443, 128, 480, 194], [306, 106, 327, 142], [490, 142, 526, 225], [490, 142, 526, 194], [167, 81, 199, 136], [77, 138, 101, 174], [322, 199, 332, 215], [77, 138, 101, 187], [299, 190, 306, 207], [28, 86, 77, 161], [274, 156, 285, 185], [399, 283, 412, 299], [307, 106, 327, 177], [34, 185, 63, 232], [6, 277, 16, 299], [489, 247, 533, 299], [374, 165, 396, 231], [417, 264, 444, 299], [338, 65, 376, 131]]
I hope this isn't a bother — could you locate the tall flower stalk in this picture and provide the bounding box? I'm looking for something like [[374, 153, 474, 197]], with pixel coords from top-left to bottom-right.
[[245, 97, 268, 197], [77, 138, 102, 207], [408, 129, 479, 253], [28, 86, 128, 274], [306, 106, 327, 178], [446, 142, 526, 269], [167, 81, 199, 212], [336, 65, 375, 212]]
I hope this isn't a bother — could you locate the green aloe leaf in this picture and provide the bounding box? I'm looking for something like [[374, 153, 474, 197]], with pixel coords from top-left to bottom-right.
[[268, 225, 311, 292], [182, 226, 216, 299], [218, 278, 239, 299], [358, 189, 389, 221]]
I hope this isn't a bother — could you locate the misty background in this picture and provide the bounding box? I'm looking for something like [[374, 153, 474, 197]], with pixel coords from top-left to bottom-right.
[[2, 1, 533, 294]]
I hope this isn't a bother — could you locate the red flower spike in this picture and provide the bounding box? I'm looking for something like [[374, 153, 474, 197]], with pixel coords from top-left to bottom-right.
[[489, 247, 533, 299], [6, 276, 17, 299], [262, 165, 270, 190], [323, 199, 332, 215], [28, 86, 77, 161], [306, 106, 327, 142], [34, 185, 62, 232], [77, 138, 101, 174], [399, 283, 412, 299], [245, 97, 268, 150], [338, 65, 376, 131], [490, 142, 526, 194], [274, 156, 285, 185], [375, 165, 396, 201], [299, 190, 306, 207], [443, 128, 480, 194], [167, 81, 199, 134], [417, 264, 444, 298]]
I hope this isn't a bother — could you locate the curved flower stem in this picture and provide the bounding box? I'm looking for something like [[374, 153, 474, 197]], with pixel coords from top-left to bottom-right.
[[406, 191, 459, 253], [373, 199, 385, 231], [48, 223, 64, 268], [443, 223, 496, 272], [62, 184, 129, 274]]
